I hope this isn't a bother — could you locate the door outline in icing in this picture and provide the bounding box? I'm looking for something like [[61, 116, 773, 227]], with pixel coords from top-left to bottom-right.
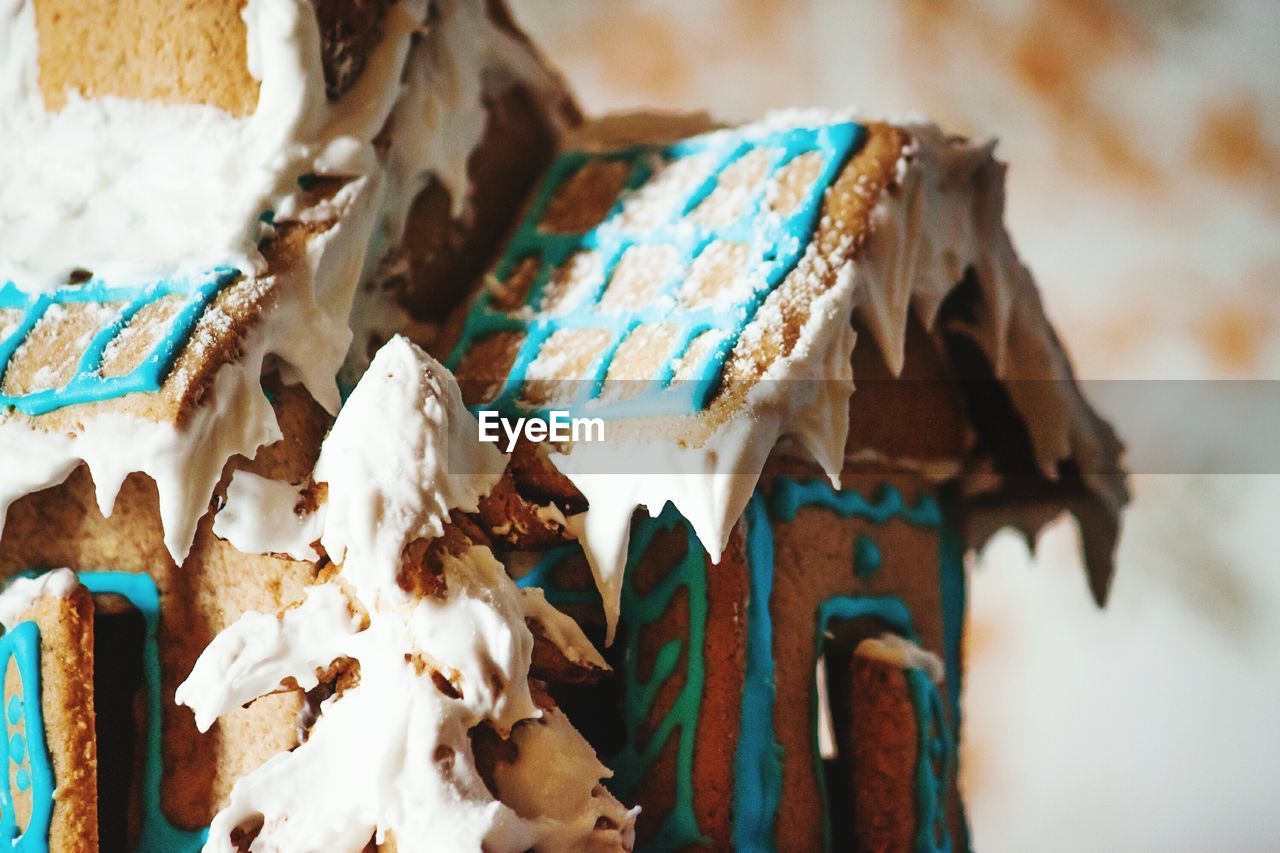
[[3, 571, 209, 852]]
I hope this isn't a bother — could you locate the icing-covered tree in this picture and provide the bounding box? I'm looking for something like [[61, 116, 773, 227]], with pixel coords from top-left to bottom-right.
[[178, 337, 635, 852]]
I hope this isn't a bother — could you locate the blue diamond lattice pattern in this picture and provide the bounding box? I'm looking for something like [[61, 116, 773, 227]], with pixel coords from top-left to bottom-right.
[[446, 121, 865, 420], [0, 267, 239, 417]]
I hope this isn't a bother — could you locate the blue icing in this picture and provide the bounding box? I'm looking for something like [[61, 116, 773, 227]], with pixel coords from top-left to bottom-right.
[[853, 534, 882, 579], [0, 267, 239, 417], [514, 543, 602, 609], [767, 477, 943, 527], [733, 477, 961, 853], [6, 572, 209, 851], [73, 572, 208, 852], [607, 507, 709, 850], [731, 495, 785, 852], [445, 122, 865, 421], [905, 669, 956, 852], [0, 621, 54, 851], [4, 697, 18, 727]]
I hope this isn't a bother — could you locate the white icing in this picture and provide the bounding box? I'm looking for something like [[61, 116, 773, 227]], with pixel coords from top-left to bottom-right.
[[854, 633, 946, 684], [489, 708, 633, 849], [554, 263, 858, 636], [178, 338, 633, 852], [520, 586, 608, 672], [549, 112, 1122, 633], [212, 471, 326, 562], [0, 0, 560, 293], [0, 0, 569, 562], [175, 583, 360, 732], [0, 313, 281, 562], [313, 336, 506, 600], [0, 567, 77, 628]]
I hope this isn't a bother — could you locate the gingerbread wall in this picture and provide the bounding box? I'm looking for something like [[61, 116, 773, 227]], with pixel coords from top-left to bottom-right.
[[0, 386, 329, 842]]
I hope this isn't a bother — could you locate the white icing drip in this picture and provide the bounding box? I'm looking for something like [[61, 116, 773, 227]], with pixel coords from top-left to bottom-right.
[[0, 317, 281, 562], [854, 633, 946, 684], [175, 583, 360, 732], [384, 0, 564, 224], [0, 1, 569, 562], [555, 264, 858, 637], [212, 471, 326, 562], [178, 338, 633, 852], [892, 124, 1126, 516], [0, 567, 77, 629], [520, 586, 608, 672]]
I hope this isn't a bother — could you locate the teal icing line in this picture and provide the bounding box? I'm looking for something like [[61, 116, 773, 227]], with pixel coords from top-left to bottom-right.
[[853, 535, 883, 579], [0, 621, 54, 851], [445, 122, 865, 421], [606, 506, 708, 851], [6, 572, 208, 851], [905, 667, 956, 853], [938, 520, 971, 851], [732, 477, 957, 852], [0, 267, 239, 416], [514, 543, 602, 609], [731, 494, 785, 852]]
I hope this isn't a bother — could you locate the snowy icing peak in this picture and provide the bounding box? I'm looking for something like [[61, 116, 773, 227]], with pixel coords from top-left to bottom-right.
[[313, 335, 506, 598], [178, 338, 633, 852]]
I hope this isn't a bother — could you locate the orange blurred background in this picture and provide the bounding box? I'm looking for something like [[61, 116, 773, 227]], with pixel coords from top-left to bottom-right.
[[509, 1, 1280, 849]]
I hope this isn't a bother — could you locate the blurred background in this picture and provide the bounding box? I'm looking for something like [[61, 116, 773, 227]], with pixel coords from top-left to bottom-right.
[[508, 1, 1280, 849]]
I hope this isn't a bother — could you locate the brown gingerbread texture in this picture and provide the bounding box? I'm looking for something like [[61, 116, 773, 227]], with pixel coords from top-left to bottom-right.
[[441, 110, 1127, 849], [0, 0, 577, 847], [3, 5, 1129, 848]]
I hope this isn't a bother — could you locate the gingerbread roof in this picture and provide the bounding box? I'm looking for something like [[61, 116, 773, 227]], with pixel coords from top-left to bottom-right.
[[0, 0, 574, 564], [446, 111, 1127, 621]]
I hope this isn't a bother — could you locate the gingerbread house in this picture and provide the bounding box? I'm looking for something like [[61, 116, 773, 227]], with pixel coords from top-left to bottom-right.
[[0, 2, 1125, 852], [442, 114, 1127, 850], [0, 1, 635, 849]]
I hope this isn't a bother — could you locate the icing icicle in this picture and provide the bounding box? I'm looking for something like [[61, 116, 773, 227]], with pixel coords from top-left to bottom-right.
[[0, 0, 573, 565], [448, 110, 1125, 633]]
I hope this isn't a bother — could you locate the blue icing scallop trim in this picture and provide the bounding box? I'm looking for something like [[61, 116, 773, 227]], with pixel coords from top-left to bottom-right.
[[733, 477, 961, 852], [445, 122, 865, 420], [0, 267, 239, 417], [0, 621, 54, 851]]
